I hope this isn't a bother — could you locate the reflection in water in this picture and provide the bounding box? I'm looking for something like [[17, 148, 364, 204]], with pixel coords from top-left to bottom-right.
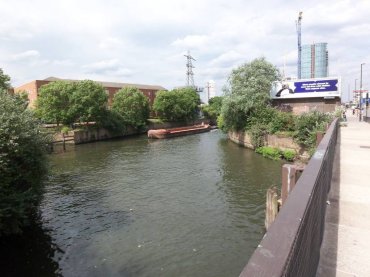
[[0, 215, 61, 277], [2, 131, 282, 277]]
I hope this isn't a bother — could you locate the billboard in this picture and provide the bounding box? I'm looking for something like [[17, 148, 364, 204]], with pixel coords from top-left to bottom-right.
[[270, 77, 341, 99]]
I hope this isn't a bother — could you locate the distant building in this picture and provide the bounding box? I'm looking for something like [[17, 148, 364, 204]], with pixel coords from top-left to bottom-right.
[[14, 77, 166, 108], [301, 43, 328, 79]]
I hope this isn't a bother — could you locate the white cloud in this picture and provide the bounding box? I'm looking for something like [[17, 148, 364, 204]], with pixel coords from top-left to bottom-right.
[[12, 50, 40, 61], [172, 35, 210, 49], [82, 59, 133, 78], [0, 0, 369, 99]]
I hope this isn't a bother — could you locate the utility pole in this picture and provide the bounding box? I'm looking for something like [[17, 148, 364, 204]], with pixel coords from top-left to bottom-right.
[[184, 50, 195, 88], [360, 63, 365, 121], [296, 12, 303, 79], [348, 84, 350, 103]]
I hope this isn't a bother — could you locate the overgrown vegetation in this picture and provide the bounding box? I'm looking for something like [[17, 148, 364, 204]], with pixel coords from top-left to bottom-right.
[[220, 57, 281, 131], [218, 57, 335, 160], [201, 96, 223, 124], [112, 87, 150, 130], [256, 147, 296, 161], [153, 87, 200, 122], [293, 111, 333, 151], [0, 89, 50, 236]]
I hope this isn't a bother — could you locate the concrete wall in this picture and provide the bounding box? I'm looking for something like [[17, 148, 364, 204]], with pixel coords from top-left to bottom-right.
[[73, 127, 139, 144], [272, 97, 340, 115], [228, 130, 309, 158]]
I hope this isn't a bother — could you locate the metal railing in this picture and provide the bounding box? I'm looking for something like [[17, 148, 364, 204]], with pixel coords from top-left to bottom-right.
[[239, 118, 338, 277]]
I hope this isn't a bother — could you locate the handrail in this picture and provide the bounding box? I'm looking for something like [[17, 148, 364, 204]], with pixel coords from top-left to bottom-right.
[[239, 118, 339, 277]]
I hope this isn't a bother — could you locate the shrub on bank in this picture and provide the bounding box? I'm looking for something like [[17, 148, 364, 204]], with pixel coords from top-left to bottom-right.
[[255, 146, 296, 161], [0, 91, 50, 236], [293, 111, 333, 151], [256, 146, 281, 160], [281, 149, 296, 161]]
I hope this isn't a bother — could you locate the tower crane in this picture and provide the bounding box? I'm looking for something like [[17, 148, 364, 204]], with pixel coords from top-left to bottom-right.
[[296, 11, 303, 79]]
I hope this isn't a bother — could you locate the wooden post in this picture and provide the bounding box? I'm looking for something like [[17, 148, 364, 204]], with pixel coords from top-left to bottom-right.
[[62, 133, 66, 151], [265, 186, 278, 230], [316, 131, 324, 147], [281, 164, 305, 206], [281, 164, 297, 206]]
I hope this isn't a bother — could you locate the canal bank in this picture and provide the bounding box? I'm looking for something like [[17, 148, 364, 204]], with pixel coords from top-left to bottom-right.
[[51, 119, 211, 146]]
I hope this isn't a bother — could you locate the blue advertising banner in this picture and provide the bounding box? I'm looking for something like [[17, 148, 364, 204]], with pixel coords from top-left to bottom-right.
[[270, 77, 341, 99], [294, 79, 338, 93]]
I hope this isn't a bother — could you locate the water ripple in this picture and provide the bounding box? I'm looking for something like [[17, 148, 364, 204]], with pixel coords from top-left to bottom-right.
[[38, 131, 281, 277]]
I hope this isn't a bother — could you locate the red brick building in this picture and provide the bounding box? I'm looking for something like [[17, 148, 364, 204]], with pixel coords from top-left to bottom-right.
[[14, 77, 166, 108]]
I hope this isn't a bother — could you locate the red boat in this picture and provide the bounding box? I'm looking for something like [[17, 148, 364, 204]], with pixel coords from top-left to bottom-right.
[[148, 124, 211, 139]]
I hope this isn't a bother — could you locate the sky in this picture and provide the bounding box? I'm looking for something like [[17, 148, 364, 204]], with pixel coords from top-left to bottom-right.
[[1, 0, 370, 102]]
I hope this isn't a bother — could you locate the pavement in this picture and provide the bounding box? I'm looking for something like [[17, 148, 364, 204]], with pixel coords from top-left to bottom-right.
[[316, 111, 370, 277]]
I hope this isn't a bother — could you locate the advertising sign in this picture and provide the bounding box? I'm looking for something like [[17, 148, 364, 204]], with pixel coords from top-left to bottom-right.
[[270, 78, 341, 99]]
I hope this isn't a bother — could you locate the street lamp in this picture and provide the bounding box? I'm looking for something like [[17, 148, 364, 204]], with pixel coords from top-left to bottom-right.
[[360, 63, 365, 121]]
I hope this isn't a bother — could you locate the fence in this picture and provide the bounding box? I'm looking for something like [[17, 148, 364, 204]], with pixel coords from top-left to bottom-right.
[[239, 118, 338, 277]]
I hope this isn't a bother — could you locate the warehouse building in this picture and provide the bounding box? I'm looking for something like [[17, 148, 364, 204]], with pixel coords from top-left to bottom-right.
[[14, 77, 166, 108]]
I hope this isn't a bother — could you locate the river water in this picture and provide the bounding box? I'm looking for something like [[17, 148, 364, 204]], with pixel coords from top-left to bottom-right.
[[2, 130, 282, 277]]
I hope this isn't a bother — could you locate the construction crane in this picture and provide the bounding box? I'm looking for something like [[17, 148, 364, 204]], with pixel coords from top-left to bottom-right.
[[296, 11, 303, 79]]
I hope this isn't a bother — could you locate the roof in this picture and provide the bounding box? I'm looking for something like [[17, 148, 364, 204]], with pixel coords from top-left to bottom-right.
[[43, 77, 166, 91]]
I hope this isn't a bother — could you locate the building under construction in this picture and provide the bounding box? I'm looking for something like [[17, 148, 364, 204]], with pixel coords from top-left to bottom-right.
[[296, 12, 329, 79]]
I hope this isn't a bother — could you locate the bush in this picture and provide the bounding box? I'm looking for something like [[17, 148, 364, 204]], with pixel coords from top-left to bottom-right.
[[255, 146, 281, 160], [293, 111, 333, 150], [256, 147, 296, 161], [100, 110, 127, 135], [268, 110, 295, 134], [0, 91, 50, 236], [248, 124, 267, 148], [202, 96, 223, 123], [217, 115, 227, 132], [282, 149, 296, 161], [61, 126, 71, 134]]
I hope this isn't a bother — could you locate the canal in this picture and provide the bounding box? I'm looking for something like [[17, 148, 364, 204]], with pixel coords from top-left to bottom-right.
[[2, 130, 282, 277]]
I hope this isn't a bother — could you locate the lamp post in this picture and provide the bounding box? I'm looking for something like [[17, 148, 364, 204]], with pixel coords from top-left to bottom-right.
[[355, 79, 357, 103], [360, 63, 365, 121]]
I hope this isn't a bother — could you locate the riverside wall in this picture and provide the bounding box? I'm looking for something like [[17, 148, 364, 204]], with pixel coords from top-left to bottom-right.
[[73, 127, 139, 144], [228, 130, 309, 158], [54, 119, 211, 145]]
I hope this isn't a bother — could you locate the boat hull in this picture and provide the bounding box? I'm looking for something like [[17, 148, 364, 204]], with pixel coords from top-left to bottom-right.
[[148, 125, 211, 139]]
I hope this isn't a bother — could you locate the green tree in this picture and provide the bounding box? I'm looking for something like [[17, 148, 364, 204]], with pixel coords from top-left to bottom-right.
[[35, 81, 75, 125], [0, 90, 49, 236], [202, 96, 223, 123], [153, 87, 200, 121], [112, 87, 149, 129], [0, 68, 11, 91], [221, 57, 281, 131], [69, 80, 108, 124]]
